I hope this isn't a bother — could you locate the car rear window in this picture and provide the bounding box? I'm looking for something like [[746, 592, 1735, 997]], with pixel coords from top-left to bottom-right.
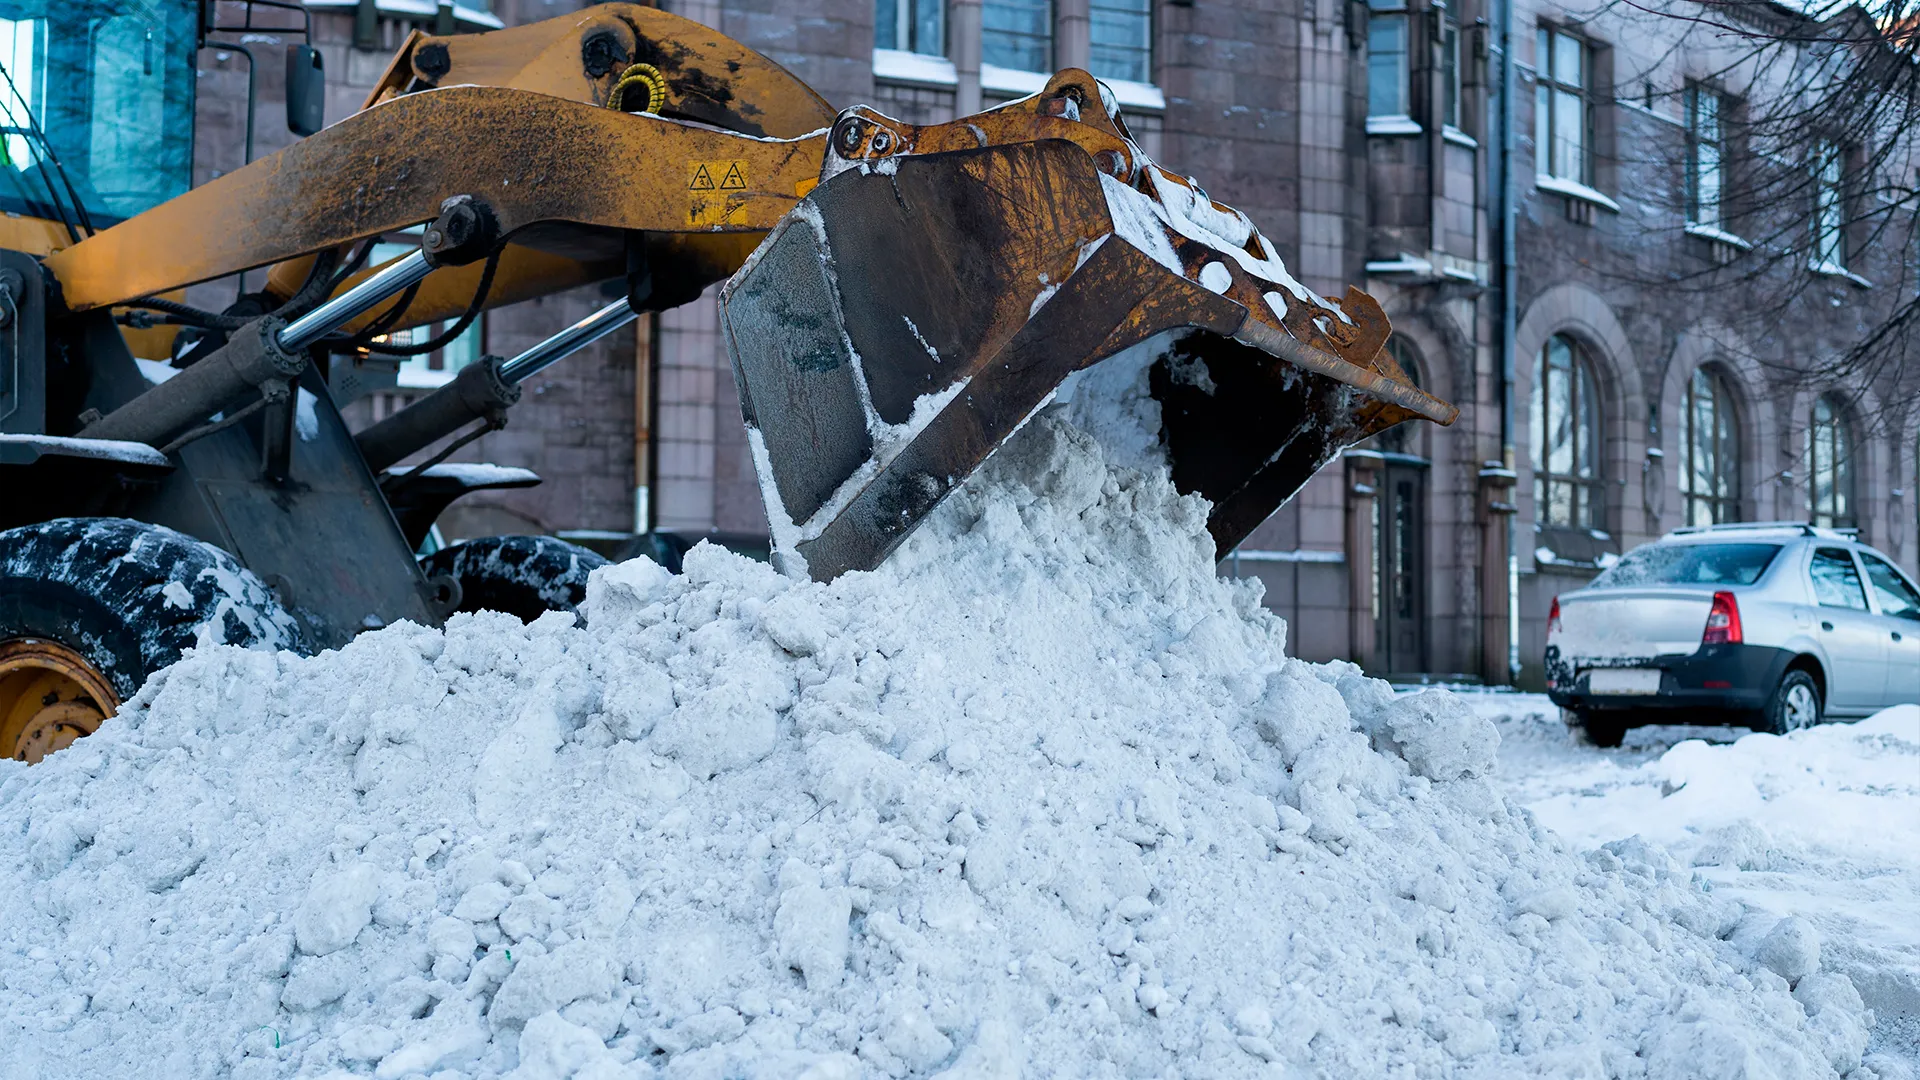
[[1592, 543, 1782, 588]]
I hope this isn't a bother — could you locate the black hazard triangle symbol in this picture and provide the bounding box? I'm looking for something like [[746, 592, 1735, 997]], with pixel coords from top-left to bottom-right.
[[718, 162, 747, 190], [689, 163, 716, 191]]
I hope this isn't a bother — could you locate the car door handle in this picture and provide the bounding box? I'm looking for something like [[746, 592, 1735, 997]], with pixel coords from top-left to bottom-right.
[[1896, 631, 1905, 642], [1821, 620, 1834, 631]]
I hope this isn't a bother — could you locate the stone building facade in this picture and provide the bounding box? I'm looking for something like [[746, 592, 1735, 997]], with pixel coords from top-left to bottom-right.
[[190, 0, 1916, 685]]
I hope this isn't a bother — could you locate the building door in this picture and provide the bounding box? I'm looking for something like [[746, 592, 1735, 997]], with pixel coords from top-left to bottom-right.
[[1374, 457, 1428, 674]]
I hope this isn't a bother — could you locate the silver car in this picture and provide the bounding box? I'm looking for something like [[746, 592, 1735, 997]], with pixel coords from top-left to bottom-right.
[[1544, 522, 1920, 746]]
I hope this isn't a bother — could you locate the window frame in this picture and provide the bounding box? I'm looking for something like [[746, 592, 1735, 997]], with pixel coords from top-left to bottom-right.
[[1089, 0, 1152, 85], [1531, 333, 1606, 532], [1860, 551, 1920, 621], [1367, 0, 1412, 121], [1809, 547, 1870, 611], [1440, 4, 1461, 131], [1812, 139, 1847, 272], [1809, 395, 1856, 529], [875, 0, 946, 56], [982, 0, 1053, 74], [1681, 365, 1741, 526], [1534, 25, 1591, 185], [1685, 83, 1726, 230]]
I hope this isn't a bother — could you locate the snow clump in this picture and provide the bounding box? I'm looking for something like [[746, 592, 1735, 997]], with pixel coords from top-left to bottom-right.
[[0, 411, 1878, 1078]]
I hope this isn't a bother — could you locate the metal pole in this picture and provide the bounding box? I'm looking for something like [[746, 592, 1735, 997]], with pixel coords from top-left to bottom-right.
[[278, 250, 434, 351], [498, 299, 638, 385], [231, 43, 257, 294]]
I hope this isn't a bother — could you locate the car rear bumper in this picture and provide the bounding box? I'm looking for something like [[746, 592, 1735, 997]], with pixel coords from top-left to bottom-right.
[[1544, 643, 1793, 715]]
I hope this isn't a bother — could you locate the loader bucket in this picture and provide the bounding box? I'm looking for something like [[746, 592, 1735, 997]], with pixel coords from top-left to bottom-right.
[[722, 97, 1455, 581]]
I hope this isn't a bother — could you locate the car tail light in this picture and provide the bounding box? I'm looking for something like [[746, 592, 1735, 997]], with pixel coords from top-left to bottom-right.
[[1548, 597, 1562, 634], [1702, 591, 1742, 645]]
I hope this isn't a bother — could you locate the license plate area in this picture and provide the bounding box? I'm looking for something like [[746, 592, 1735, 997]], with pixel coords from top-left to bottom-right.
[[1585, 668, 1662, 695]]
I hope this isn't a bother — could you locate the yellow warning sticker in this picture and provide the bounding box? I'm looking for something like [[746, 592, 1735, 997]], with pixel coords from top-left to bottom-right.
[[688, 160, 748, 192]]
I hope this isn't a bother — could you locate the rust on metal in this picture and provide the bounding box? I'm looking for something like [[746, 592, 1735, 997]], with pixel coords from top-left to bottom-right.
[[45, 88, 827, 313], [0, 639, 118, 764]]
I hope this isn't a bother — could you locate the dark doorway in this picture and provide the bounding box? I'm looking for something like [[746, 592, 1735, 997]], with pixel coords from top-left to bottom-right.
[[1373, 457, 1428, 674]]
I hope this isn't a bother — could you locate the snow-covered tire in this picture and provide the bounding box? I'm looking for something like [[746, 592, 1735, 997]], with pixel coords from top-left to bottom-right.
[[1760, 669, 1822, 736], [418, 535, 608, 622], [0, 518, 306, 703]]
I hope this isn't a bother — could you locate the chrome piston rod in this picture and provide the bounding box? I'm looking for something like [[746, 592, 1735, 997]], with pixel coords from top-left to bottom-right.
[[498, 299, 639, 385], [355, 299, 638, 473], [279, 250, 434, 351]]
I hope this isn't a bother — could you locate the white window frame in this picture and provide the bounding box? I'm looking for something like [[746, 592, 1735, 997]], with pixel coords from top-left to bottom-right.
[[1367, 0, 1412, 125], [1534, 26, 1589, 185], [876, 0, 945, 57], [1812, 140, 1847, 273], [1686, 83, 1724, 230]]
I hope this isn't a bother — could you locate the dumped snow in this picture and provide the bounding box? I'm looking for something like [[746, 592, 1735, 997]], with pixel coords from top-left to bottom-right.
[[0, 414, 1886, 1079]]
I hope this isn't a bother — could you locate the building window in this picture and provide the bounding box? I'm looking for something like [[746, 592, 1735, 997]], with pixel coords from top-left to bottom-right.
[[1367, 0, 1409, 119], [1686, 84, 1724, 229], [1089, 0, 1151, 84], [1809, 395, 1855, 528], [876, 0, 944, 55], [1681, 366, 1740, 525], [1440, 7, 1461, 130], [1813, 141, 1846, 271], [983, 0, 1051, 72], [1531, 333, 1604, 529], [1534, 27, 1589, 183], [1371, 339, 1424, 455]]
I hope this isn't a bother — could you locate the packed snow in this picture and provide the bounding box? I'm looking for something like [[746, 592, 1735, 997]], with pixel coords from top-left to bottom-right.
[[0, 413, 1901, 1079], [1464, 691, 1920, 1072]]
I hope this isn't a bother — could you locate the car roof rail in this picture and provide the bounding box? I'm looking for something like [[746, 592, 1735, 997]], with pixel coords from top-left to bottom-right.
[[1662, 520, 1856, 540]]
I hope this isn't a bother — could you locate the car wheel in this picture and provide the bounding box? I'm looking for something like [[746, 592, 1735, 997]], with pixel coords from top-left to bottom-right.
[[1761, 669, 1822, 735], [1571, 710, 1626, 748]]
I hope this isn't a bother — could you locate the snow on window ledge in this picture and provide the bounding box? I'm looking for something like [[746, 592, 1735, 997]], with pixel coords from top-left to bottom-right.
[[1099, 78, 1165, 112], [1441, 126, 1478, 148], [976, 64, 1164, 112], [1683, 223, 1753, 250], [1807, 260, 1872, 288], [873, 49, 957, 87], [1366, 114, 1423, 136], [1534, 174, 1620, 213], [980, 63, 1049, 97], [397, 368, 456, 390], [1366, 254, 1434, 275]]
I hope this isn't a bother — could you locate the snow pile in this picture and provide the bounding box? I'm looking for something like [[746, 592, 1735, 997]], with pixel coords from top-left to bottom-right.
[[1521, 705, 1920, 1038], [0, 414, 1884, 1079]]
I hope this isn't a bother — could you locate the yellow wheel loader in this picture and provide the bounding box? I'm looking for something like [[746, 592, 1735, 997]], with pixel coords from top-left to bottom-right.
[[0, 2, 1452, 761]]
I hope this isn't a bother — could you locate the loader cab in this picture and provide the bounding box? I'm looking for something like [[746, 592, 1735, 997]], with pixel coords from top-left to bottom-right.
[[0, 1, 198, 250]]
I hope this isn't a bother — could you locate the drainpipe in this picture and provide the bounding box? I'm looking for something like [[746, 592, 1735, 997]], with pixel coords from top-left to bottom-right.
[[1497, 0, 1519, 682]]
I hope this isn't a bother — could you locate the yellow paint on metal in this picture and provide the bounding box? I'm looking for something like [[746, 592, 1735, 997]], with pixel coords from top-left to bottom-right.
[[0, 639, 118, 764], [43, 88, 828, 312]]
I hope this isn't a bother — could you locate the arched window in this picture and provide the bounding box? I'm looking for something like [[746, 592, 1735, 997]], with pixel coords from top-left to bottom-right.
[[1682, 366, 1740, 525], [1532, 334, 1604, 529], [1809, 395, 1855, 528], [1371, 338, 1423, 455]]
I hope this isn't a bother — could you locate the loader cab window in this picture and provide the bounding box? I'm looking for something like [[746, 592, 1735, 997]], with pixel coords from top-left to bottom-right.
[[0, 1, 197, 230]]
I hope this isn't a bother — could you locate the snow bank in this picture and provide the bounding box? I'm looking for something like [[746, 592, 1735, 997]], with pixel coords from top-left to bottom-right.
[[0, 414, 1882, 1079], [1525, 705, 1920, 1039]]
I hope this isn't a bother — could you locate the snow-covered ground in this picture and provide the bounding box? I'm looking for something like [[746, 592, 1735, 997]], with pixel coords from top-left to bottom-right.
[[1444, 688, 1920, 1069]]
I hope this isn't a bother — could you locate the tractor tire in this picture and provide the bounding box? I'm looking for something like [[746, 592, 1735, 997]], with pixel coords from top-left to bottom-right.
[[1760, 669, 1822, 736], [0, 518, 305, 763], [418, 535, 609, 623]]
